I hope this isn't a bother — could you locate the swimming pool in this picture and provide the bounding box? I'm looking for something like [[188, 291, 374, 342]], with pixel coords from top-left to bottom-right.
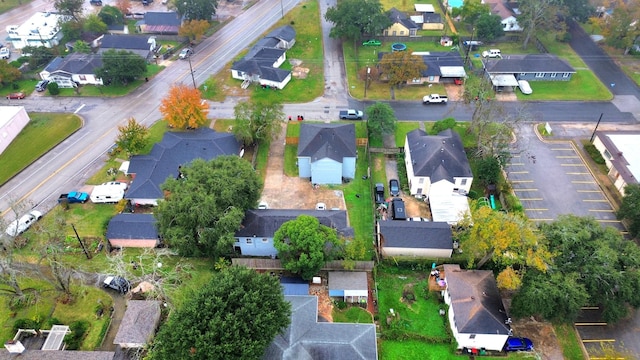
[[448, 0, 463, 8]]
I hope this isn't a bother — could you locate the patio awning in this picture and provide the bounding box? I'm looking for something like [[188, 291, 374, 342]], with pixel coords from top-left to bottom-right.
[[489, 74, 518, 87]]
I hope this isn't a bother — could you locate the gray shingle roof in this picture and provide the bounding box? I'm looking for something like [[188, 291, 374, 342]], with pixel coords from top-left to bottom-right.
[[113, 300, 161, 347], [43, 56, 64, 73], [328, 272, 367, 291], [263, 296, 378, 360], [231, 25, 295, 83], [406, 128, 472, 180], [100, 34, 152, 50], [265, 25, 296, 43], [378, 221, 453, 249], [232, 58, 291, 82], [49, 53, 102, 76], [298, 123, 356, 161], [126, 128, 239, 201], [236, 210, 354, 238], [484, 54, 576, 74], [422, 12, 442, 23], [0, 351, 114, 359], [106, 214, 158, 240], [443, 264, 510, 335], [388, 7, 419, 30], [143, 11, 181, 26]]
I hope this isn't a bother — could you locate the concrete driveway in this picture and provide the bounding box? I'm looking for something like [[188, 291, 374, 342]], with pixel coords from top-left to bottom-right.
[[505, 124, 623, 231]]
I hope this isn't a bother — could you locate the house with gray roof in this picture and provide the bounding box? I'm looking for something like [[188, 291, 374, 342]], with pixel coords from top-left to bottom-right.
[[114, 300, 161, 348], [234, 209, 353, 257], [231, 25, 296, 89], [378, 51, 466, 84], [136, 12, 181, 34], [484, 0, 521, 32], [442, 264, 511, 351], [97, 34, 157, 61], [592, 130, 640, 197], [39, 53, 103, 88], [377, 220, 453, 258], [412, 4, 443, 30], [483, 54, 576, 89], [126, 128, 240, 206], [384, 8, 419, 37], [298, 123, 356, 184], [263, 295, 378, 359], [106, 213, 159, 248], [328, 272, 368, 304], [404, 128, 472, 224]]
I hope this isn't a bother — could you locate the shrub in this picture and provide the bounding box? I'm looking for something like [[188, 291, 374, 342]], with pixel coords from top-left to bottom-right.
[[431, 117, 456, 135], [65, 320, 90, 350], [504, 193, 523, 213], [48, 81, 60, 95], [335, 301, 348, 310], [584, 143, 606, 165], [13, 318, 41, 332]]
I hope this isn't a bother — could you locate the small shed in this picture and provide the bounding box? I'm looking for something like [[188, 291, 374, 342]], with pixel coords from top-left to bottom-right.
[[114, 300, 161, 348], [328, 272, 368, 303], [106, 214, 159, 248], [280, 276, 309, 296]]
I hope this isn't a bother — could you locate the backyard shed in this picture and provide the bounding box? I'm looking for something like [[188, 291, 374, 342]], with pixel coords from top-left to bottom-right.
[[328, 271, 368, 303], [106, 213, 160, 248], [114, 300, 162, 348]]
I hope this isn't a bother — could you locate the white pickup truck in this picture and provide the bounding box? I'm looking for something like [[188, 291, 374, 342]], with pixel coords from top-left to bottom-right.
[[422, 94, 448, 104]]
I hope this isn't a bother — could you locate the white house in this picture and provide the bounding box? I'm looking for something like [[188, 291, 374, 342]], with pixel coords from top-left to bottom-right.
[[40, 53, 104, 88], [297, 123, 357, 184], [404, 129, 473, 224], [482, 0, 522, 32], [442, 264, 511, 352], [0, 106, 29, 156], [592, 131, 640, 196], [6, 12, 71, 49]]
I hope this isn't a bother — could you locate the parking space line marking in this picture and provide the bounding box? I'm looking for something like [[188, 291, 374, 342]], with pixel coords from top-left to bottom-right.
[[583, 199, 608, 202], [581, 306, 599, 310], [556, 156, 580, 158], [577, 190, 601, 193], [508, 171, 529, 174], [561, 164, 584, 166], [582, 339, 615, 343], [513, 189, 538, 191], [511, 180, 533, 183], [572, 180, 596, 184], [588, 209, 614, 212], [528, 218, 554, 221], [526, 208, 548, 211], [551, 148, 573, 150], [520, 198, 543, 201], [575, 322, 608, 326], [567, 172, 590, 175], [509, 163, 525, 166]]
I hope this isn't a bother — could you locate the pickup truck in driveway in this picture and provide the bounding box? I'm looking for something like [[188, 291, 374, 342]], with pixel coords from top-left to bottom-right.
[[339, 109, 363, 120], [422, 94, 448, 104], [58, 191, 89, 204]]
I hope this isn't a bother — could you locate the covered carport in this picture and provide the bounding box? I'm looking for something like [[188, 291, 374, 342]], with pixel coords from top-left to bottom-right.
[[489, 74, 518, 92]]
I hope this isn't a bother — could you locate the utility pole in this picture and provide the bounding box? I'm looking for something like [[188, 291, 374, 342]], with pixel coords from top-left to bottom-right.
[[464, 27, 475, 67], [187, 56, 197, 89], [71, 224, 91, 260], [280, 0, 284, 18], [590, 113, 604, 142]]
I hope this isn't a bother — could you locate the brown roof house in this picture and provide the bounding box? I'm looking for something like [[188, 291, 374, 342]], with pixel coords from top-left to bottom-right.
[[442, 264, 511, 352], [114, 300, 162, 349], [592, 130, 640, 196]]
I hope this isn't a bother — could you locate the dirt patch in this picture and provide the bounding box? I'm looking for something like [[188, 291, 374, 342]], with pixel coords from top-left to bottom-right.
[[292, 66, 310, 79], [510, 317, 564, 360], [309, 273, 333, 322]]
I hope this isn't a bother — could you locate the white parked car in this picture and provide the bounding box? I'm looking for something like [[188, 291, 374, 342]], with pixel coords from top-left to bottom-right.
[[518, 80, 533, 95], [257, 201, 269, 210], [179, 48, 193, 60], [481, 49, 502, 58], [5, 210, 43, 237], [0, 47, 10, 60], [101, 181, 128, 191]]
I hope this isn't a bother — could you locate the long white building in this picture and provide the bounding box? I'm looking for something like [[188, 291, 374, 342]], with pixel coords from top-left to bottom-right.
[[6, 12, 71, 49]]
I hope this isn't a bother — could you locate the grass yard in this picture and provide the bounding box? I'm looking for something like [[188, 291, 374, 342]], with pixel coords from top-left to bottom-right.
[[56, 64, 164, 97], [395, 122, 420, 146], [516, 70, 611, 101], [0, 0, 32, 13], [0, 277, 112, 350], [344, 147, 376, 258], [0, 78, 40, 97], [554, 323, 585, 360], [332, 306, 373, 324], [0, 113, 82, 186], [379, 341, 535, 360]]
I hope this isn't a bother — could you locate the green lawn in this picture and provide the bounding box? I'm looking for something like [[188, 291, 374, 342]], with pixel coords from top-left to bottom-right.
[[379, 341, 535, 360], [0, 0, 32, 14], [0, 113, 82, 186], [332, 306, 373, 324], [0, 78, 40, 97], [55, 64, 165, 97], [554, 323, 585, 360], [0, 277, 112, 350]]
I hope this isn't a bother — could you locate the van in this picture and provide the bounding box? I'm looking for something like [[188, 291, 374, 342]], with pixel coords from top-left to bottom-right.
[[90, 184, 125, 203], [391, 199, 406, 220]]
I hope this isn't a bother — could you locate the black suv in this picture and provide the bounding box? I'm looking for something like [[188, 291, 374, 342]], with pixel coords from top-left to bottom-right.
[[375, 183, 385, 204]]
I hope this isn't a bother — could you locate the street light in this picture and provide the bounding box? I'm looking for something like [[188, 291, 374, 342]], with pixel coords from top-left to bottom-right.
[[280, 0, 284, 18]]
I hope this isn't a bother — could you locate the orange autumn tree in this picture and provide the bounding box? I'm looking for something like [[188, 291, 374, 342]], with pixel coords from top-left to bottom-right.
[[179, 19, 210, 43], [160, 84, 209, 129]]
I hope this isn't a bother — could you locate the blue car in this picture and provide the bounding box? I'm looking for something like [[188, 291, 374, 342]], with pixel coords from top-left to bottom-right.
[[504, 337, 534, 352]]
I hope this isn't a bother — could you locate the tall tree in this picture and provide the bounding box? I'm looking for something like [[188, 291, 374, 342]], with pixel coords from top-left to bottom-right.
[[460, 0, 490, 25], [274, 215, 340, 280], [53, 0, 84, 21], [601, 0, 640, 53], [618, 184, 640, 238], [155, 156, 262, 257], [0, 61, 21, 84], [378, 51, 426, 89], [116, 118, 149, 155], [456, 202, 551, 289], [518, 0, 564, 49], [179, 19, 210, 42], [527, 215, 640, 323], [562, 0, 594, 22], [159, 84, 209, 129], [475, 13, 504, 42], [149, 266, 291, 359], [175, 0, 219, 21], [325, 0, 391, 49], [115, 0, 132, 19], [95, 49, 147, 86], [19, 46, 55, 67], [37, 207, 75, 298], [233, 99, 284, 145], [365, 102, 397, 139], [99, 5, 125, 25], [83, 14, 108, 34]]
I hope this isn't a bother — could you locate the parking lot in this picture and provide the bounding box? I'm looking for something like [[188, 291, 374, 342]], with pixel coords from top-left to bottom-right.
[[505, 125, 624, 232]]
